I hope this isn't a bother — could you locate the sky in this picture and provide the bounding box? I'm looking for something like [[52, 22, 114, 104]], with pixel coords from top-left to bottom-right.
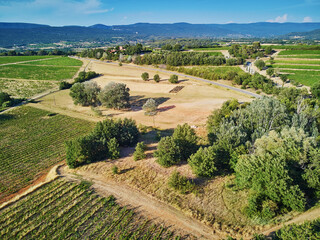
[[0, 0, 319, 26]]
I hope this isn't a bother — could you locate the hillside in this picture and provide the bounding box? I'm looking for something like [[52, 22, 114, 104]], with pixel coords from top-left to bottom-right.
[[283, 28, 320, 40], [1, 22, 320, 47]]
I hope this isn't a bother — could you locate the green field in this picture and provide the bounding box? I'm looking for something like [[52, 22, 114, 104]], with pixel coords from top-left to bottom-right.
[[0, 106, 95, 201], [0, 79, 58, 98], [21, 57, 83, 66], [0, 56, 59, 65], [279, 70, 320, 86], [0, 179, 179, 239], [191, 47, 230, 50], [278, 50, 320, 55], [270, 64, 320, 70], [200, 66, 243, 74], [272, 60, 320, 65], [278, 55, 320, 59], [205, 51, 223, 56], [0, 64, 79, 80]]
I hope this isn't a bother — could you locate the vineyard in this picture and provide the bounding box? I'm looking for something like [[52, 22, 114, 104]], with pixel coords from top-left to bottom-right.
[[0, 56, 59, 65], [0, 179, 181, 240], [0, 106, 95, 201], [21, 57, 83, 66]]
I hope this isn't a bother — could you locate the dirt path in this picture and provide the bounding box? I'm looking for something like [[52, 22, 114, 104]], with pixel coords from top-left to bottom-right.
[[58, 165, 221, 240]]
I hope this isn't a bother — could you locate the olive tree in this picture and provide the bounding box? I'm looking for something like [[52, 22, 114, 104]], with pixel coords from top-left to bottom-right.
[[98, 82, 130, 109]]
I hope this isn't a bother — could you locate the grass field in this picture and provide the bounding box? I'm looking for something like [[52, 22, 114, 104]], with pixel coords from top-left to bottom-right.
[[278, 50, 320, 55], [186, 66, 243, 74], [0, 56, 59, 65], [270, 64, 320, 70], [0, 106, 95, 201], [0, 79, 58, 98], [205, 51, 223, 56], [0, 64, 79, 80], [191, 47, 230, 51], [279, 70, 320, 86], [0, 179, 179, 239], [277, 55, 320, 59], [21, 57, 83, 66], [272, 60, 320, 65]]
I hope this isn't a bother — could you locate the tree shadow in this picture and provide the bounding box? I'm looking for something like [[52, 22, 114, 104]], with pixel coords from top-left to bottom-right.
[[0, 113, 15, 123], [130, 96, 170, 111], [157, 105, 175, 112], [120, 167, 135, 174]]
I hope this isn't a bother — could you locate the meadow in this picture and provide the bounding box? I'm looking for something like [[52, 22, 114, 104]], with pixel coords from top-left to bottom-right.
[[278, 50, 320, 55], [0, 64, 79, 80], [0, 79, 58, 98], [0, 179, 179, 239], [279, 70, 320, 86], [21, 57, 83, 66], [0, 106, 95, 201], [0, 55, 59, 65]]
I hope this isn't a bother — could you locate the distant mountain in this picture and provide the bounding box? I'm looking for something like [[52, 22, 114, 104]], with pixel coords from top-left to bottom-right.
[[0, 22, 49, 29], [283, 28, 320, 40], [1, 22, 320, 47]]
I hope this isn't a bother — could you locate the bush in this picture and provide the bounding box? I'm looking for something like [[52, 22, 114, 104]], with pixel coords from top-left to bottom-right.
[[99, 82, 130, 109], [168, 170, 195, 194], [169, 74, 178, 84], [59, 81, 72, 90], [154, 74, 160, 82], [266, 68, 274, 77], [69, 82, 101, 106], [112, 165, 119, 174], [142, 98, 157, 116], [172, 123, 198, 161], [188, 146, 218, 177], [311, 82, 320, 100], [0, 92, 11, 106], [74, 71, 99, 83], [254, 60, 266, 70], [108, 138, 120, 160], [133, 142, 147, 161], [141, 72, 149, 81], [154, 136, 181, 167]]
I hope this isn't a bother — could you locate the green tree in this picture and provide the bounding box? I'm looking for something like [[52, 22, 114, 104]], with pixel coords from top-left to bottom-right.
[[154, 74, 160, 83], [108, 138, 120, 160], [133, 142, 147, 161], [154, 136, 181, 167], [168, 170, 195, 194], [266, 68, 274, 77], [69, 82, 101, 106], [172, 123, 198, 160], [265, 46, 273, 55], [99, 82, 130, 109], [311, 82, 320, 100], [142, 98, 157, 116], [169, 74, 178, 84], [254, 59, 266, 70], [188, 146, 218, 177], [141, 72, 149, 81], [280, 74, 288, 87]]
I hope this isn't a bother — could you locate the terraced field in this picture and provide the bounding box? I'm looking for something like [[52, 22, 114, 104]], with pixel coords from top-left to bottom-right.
[[270, 49, 320, 86], [0, 106, 95, 201], [0, 179, 180, 240]]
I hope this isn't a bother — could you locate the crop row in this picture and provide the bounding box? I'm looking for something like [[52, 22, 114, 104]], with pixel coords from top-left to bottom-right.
[[0, 179, 181, 239]]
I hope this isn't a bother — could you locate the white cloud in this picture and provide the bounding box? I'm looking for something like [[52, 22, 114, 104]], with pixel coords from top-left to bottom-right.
[[303, 16, 313, 22], [267, 14, 288, 23], [226, 21, 234, 24]]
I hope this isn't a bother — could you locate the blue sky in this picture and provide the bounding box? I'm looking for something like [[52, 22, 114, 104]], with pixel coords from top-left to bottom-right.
[[0, 0, 319, 26]]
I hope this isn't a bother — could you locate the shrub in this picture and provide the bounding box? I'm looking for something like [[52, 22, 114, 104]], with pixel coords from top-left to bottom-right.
[[141, 72, 149, 81], [266, 68, 274, 77], [154, 136, 181, 167], [169, 74, 178, 84], [108, 138, 120, 160], [74, 71, 99, 83], [188, 146, 218, 177], [99, 82, 130, 109], [154, 74, 160, 82], [311, 82, 320, 100], [168, 170, 195, 194], [119, 62, 122, 66], [0, 92, 11, 106], [59, 81, 72, 90], [254, 60, 266, 70], [69, 82, 101, 106], [112, 165, 119, 174], [142, 98, 157, 116], [133, 142, 147, 161]]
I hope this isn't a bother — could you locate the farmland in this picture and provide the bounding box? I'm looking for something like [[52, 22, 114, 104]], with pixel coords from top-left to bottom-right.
[[269, 64, 320, 70], [278, 50, 320, 55], [0, 106, 95, 201], [0, 64, 79, 80], [21, 57, 83, 66], [0, 79, 58, 98], [0, 178, 180, 239], [0, 55, 59, 65], [278, 70, 320, 86]]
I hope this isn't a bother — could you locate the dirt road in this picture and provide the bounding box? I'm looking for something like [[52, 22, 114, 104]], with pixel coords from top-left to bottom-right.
[[58, 165, 223, 240]]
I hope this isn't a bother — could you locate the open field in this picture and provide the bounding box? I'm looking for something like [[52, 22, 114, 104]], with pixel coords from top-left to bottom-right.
[[0, 56, 59, 65], [191, 47, 230, 51], [279, 70, 320, 86], [32, 62, 251, 129], [0, 79, 58, 98], [270, 64, 320, 70], [0, 178, 181, 239], [278, 50, 320, 55], [277, 55, 320, 59], [21, 57, 83, 66], [0, 64, 79, 80], [272, 59, 320, 65], [0, 106, 95, 201]]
